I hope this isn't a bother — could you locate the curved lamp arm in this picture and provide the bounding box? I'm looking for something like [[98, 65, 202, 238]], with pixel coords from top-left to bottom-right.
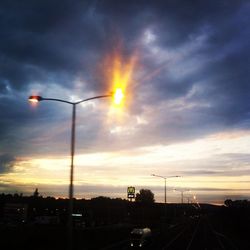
[[29, 93, 112, 105]]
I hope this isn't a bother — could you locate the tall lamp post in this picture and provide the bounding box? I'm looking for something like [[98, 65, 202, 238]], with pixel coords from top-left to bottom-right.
[[29, 92, 121, 250], [174, 189, 191, 204], [151, 174, 180, 217]]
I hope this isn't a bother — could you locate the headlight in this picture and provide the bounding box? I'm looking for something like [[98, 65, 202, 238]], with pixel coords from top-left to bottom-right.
[[139, 243, 142, 247], [130, 243, 133, 247]]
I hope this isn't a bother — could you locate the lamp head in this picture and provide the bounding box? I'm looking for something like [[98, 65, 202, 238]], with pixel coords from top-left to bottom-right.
[[28, 96, 43, 103]]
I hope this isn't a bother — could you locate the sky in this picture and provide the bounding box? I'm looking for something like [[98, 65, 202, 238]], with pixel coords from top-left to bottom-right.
[[0, 0, 250, 205]]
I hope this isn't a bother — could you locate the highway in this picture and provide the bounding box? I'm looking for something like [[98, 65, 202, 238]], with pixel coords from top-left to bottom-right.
[[101, 215, 239, 250], [1, 212, 247, 250]]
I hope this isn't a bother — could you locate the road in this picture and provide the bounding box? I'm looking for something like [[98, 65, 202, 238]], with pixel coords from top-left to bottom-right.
[[101, 215, 239, 250], [1, 213, 247, 250]]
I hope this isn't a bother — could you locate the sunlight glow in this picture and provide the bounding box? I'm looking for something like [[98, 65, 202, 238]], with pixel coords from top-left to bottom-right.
[[113, 88, 124, 105], [3, 130, 250, 203], [102, 47, 137, 112]]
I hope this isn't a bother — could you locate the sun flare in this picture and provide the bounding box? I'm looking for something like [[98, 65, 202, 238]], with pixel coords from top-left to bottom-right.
[[102, 48, 137, 110]]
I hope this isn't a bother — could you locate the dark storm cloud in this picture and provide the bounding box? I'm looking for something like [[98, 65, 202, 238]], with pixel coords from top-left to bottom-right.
[[0, 0, 249, 157], [0, 0, 248, 91], [0, 0, 120, 92], [127, 1, 250, 136], [0, 1, 237, 89]]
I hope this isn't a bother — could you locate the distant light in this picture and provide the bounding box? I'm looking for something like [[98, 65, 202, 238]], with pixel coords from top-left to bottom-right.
[[72, 213, 82, 217]]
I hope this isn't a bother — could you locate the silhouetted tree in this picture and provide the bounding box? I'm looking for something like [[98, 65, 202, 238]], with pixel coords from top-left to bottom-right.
[[224, 199, 233, 207], [135, 189, 155, 204], [33, 188, 39, 198]]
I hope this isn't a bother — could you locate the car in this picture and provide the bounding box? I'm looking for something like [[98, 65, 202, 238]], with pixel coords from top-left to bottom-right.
[[130, 227, 152, 248]]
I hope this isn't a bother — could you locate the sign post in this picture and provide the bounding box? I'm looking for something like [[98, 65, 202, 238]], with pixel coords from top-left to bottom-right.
[[127, 186, 135, 201]]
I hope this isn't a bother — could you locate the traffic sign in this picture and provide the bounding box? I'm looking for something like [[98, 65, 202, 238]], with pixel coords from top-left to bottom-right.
[[127, 186, 135, 198]]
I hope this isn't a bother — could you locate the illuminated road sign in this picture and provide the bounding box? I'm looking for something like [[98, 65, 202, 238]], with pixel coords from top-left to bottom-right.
[[127, 186, 135, 199]]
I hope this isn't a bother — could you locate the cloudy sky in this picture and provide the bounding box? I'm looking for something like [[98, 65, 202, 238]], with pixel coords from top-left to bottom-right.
[[0, 0, 250, 204]]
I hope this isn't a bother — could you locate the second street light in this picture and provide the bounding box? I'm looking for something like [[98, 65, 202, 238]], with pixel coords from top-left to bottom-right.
[[28, 90, 123, 250], [151, 174, 180, 218], [174, 189, 191, 204]]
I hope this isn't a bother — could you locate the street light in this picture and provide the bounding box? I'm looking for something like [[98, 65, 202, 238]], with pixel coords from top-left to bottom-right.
[[151, 174, 180, 218], [28, 91, 120, 250], [151, 174, 181, 204], [174, 189, 191, 204]]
